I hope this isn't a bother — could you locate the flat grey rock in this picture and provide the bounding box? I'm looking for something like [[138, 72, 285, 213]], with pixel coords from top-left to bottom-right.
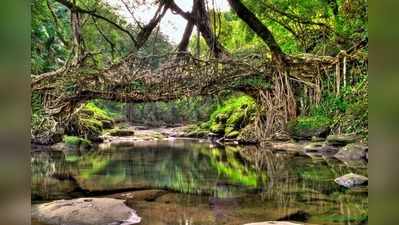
[[32, 198, 141, 225], [334, 173, 368, 188]]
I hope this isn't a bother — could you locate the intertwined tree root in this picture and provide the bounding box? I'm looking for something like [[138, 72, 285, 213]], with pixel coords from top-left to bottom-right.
[[32, 50, 365, 139]]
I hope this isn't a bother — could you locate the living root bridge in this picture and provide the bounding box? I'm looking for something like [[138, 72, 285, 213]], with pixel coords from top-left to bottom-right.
[[32, 51, 358, 135]]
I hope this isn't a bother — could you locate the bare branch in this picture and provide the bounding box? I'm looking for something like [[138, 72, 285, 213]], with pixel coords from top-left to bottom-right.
[[54, 0, 138, 47]]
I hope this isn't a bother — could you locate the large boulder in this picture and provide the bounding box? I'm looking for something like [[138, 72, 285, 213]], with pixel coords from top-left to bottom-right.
[[334, 173, 368, 188], [32, 198, 141, 225], [244, 222, 304, 225], [326, 134, 358, 146], [334, 143, 368, 161]]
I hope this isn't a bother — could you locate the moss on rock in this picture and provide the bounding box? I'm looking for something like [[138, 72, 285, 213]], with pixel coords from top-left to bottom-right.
[[210, 123, 225, 134], [63, 135, 92, 148], [207, 95, 256, 138], [226, 131, 240, 139], [288, 115, 331, 140], [68, 102, 115, 142]]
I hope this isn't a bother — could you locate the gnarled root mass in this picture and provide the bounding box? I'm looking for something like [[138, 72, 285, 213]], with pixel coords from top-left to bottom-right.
[[32, 50, 366, 140]]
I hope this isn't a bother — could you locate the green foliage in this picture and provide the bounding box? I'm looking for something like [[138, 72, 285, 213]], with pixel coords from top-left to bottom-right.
[[232, 75, 272, 90], [291, 115, 332, 131], [194, 0, 367, 56], [308, 74, 368, 138], [91, 100, 124, 118], [127, 96, 220, 126], [129, 80, 146, 92], [319, 214, 368, 223], [83, 102, 112, 121], [31, 0, 71, 74], [287, 115, 331, 139]]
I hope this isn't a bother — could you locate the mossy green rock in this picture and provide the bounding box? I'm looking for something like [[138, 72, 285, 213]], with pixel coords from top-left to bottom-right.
[[187, 130, 209, 138], [68, 102, 115, 142], [224, 126, 235, 135], [215, 113, 229, 123], [208, 95, 256, 137], [109, 129, 135, 137], [288, 116, 331, 140], [210, 123, 225, 134], [226, 131, 240, 138], [226, 110, 245, 128], [63, 136, 92, 149]]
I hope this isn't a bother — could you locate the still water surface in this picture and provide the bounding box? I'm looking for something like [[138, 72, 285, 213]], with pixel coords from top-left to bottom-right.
[[32, 139, 368, 225]]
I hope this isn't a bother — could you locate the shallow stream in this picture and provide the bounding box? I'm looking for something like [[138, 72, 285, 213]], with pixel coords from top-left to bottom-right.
[[31, 139, 367, 225]]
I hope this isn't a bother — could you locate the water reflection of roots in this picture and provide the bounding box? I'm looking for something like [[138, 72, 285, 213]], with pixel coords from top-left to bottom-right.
[[243, 146, 300, 215]]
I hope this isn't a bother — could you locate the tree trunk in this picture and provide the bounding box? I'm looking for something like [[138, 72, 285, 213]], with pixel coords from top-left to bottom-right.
[[227, 0, 285, 60], [177, 21, 194, 54], [170, 0, 228, 58]]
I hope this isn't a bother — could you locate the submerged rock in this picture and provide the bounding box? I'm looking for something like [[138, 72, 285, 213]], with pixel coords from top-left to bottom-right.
[[304, 142, 339, 157], [32, 198, 141, 225], [272, 142, 305, 155], [277, 210, 310, 222], [334, 173, 368, 188], [326, 134, 358, 146], [244, 222, 304, 225]]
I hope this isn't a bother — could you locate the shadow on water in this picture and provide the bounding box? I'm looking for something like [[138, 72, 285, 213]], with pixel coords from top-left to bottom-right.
[[31, 139, 367, 225]]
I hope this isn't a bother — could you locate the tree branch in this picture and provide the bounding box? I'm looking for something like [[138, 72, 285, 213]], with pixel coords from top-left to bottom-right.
[[54, 0, 138, 47], [170, 0, 228, 58], [136, 2, 169, 48], [227, 0, 284, 59]]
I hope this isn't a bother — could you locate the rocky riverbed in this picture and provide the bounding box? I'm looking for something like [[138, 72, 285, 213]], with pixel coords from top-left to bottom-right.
[[32, 124, 368, 225]]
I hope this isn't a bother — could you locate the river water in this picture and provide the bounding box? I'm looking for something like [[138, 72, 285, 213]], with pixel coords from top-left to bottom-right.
[[31, 139, 367, 225]]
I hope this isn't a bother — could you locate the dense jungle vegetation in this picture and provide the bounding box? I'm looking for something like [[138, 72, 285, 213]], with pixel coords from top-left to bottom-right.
[[31, 0, 368, 144]]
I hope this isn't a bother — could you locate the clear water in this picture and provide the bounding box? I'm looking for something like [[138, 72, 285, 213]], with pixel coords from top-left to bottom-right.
[[31, 139, 368, 225]]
